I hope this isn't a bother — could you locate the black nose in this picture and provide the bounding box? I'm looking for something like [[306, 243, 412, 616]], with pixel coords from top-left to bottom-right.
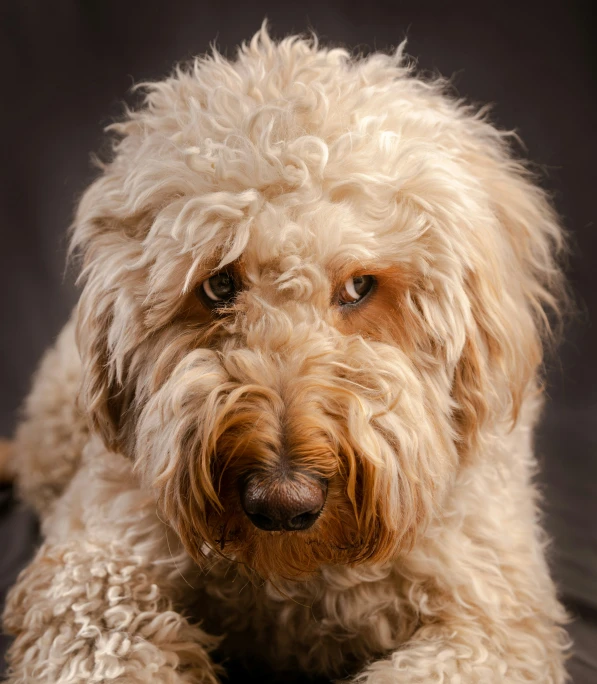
[[240, 473, 327, 531]]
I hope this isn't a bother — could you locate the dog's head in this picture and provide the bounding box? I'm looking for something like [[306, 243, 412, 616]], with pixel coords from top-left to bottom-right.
[[71, 28, 563, 579]]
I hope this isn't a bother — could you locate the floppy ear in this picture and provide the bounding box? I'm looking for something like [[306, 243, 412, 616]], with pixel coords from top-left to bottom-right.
[[75, 295, 124, 453], [71, 172, 146, 452], [451, 140, 566, 457]]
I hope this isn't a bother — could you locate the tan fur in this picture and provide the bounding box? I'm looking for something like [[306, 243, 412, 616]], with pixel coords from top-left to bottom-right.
[[3, 25, 569, 683], [0, 439, 13, 482]]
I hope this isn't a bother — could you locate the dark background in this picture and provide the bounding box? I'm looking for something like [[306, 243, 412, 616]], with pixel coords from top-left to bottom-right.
[[0, 1, 595, 681]]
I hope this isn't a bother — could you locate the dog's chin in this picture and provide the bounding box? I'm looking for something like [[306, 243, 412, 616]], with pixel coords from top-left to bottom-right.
[[236, 532, 356, 581], [189, 507, 399, 581], [219, 537, 362, 581]]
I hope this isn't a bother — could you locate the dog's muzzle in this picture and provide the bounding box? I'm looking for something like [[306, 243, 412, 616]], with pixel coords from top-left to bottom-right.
[[240, 471, 327, 532]]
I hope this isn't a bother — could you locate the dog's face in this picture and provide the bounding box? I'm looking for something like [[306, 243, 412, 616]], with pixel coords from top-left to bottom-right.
[[72, 30, 562, 579]]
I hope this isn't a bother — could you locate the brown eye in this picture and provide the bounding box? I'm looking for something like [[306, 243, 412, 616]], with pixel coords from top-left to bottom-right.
[[196, 271, 237, 307], [337, 275, 375, 306]]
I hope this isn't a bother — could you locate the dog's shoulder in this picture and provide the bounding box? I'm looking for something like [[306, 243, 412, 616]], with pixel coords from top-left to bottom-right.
[[14, 315, 87, 517]]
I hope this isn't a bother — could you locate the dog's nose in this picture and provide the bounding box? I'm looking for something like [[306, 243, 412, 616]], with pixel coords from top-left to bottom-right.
[[240, 473, 327, 532]]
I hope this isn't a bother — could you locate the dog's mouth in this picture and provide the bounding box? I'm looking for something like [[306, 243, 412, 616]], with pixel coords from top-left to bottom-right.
[[186, 473, 383, 580]]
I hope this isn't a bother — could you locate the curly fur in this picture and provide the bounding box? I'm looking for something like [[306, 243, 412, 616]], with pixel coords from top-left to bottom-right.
[[4, 24, 569, 683]]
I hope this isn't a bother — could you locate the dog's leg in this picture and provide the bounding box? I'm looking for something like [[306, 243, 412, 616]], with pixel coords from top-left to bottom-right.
[[350, 572, 569, 682], [3, 541, 220, 684], [352, 614, 567, 684], [3, 444, 221, 684], [351, 467, 569, 683]]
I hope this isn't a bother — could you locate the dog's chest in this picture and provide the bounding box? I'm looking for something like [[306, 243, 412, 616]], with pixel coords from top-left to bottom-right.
[[190, 561, 414, 677]]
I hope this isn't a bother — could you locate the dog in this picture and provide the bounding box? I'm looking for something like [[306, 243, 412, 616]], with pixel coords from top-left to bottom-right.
[[3, 25, 569, 683]]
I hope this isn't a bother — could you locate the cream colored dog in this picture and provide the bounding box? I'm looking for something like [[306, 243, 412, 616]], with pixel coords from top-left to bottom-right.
[[3, 26, 569, 683]]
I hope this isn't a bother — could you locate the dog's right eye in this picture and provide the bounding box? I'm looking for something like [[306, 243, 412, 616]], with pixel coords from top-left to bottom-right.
[[337, 275, 376, 307], [196, 272, 237, 307]]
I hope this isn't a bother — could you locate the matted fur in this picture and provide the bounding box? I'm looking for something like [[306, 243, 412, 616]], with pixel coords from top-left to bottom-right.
[[4, 25, 569, 683]]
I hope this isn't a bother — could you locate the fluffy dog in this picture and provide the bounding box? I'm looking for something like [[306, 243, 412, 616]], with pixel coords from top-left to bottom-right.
[[3, 26, 569, 683]]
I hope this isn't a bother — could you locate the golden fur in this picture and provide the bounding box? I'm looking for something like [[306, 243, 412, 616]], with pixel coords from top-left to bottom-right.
[[3, 25, 569, 683]]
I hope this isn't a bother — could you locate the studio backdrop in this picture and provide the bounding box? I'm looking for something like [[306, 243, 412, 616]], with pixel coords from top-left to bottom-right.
[[1, 2, 595, 682]]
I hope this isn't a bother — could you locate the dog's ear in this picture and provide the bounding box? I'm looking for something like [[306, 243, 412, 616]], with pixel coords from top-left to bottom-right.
[[70, 154, 151, 454], [452, 139, 566, 458]]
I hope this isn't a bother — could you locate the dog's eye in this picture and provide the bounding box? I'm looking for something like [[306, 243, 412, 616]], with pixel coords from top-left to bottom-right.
[[197, 272, 236, 307], [337, 275, 375, 306]]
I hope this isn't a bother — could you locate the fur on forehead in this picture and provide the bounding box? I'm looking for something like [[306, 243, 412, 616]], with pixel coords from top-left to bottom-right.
[[75, 26, 500, 273]]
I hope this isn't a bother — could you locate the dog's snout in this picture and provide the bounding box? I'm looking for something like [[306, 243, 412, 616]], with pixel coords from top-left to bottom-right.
[[240, 473, 327, 532]]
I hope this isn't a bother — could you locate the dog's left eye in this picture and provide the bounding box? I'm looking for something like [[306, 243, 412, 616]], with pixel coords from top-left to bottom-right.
[[337, 275, 376, 306], [196, 272, 237, 307]]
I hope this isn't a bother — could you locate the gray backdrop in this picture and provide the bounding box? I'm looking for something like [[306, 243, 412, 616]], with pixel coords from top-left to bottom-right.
[[1, 1, 595, 681]]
